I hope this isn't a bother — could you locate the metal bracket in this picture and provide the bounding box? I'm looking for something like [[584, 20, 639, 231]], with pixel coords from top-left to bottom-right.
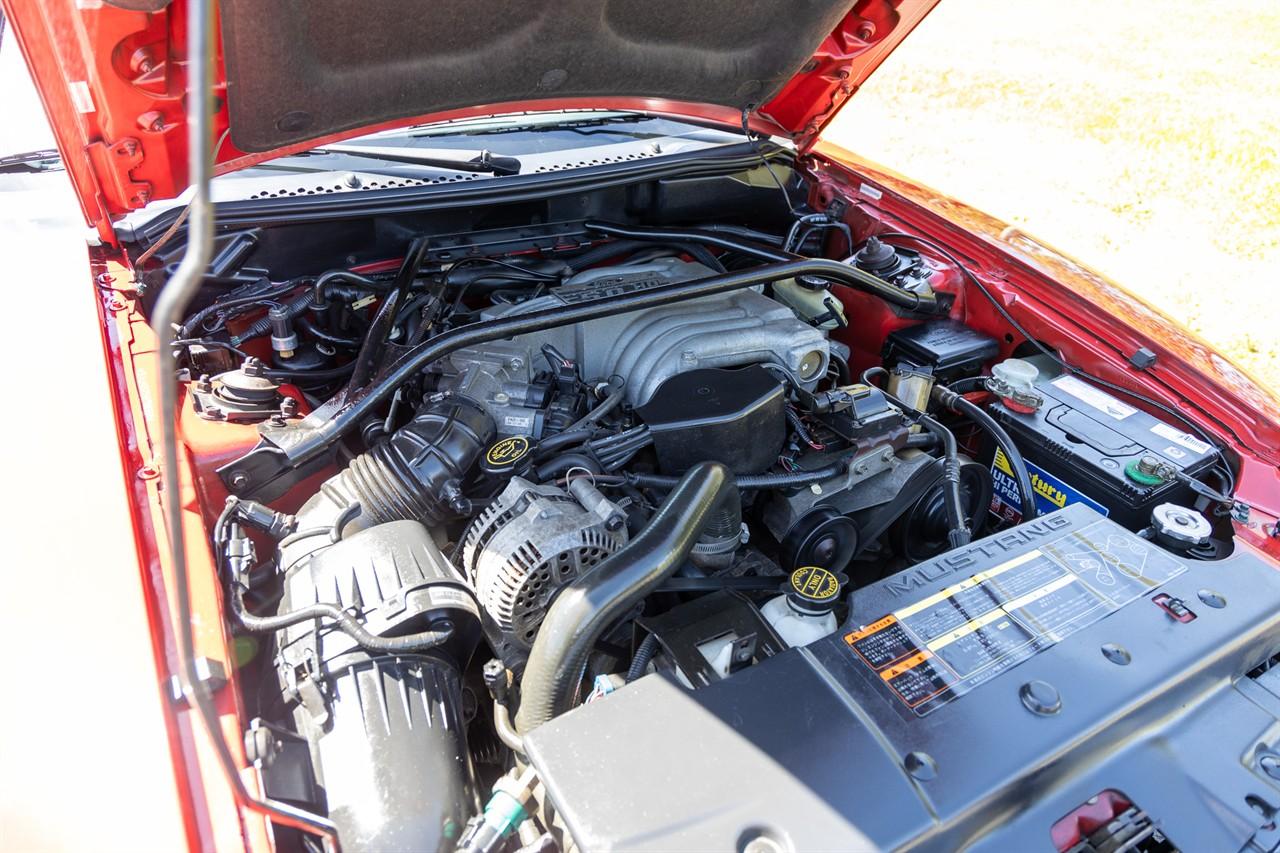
[[168, 656, 228, 705], [86, 137, 152, 210]]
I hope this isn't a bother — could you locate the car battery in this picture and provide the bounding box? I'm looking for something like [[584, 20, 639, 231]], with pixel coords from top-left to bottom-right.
[[985, 371, 1218, 529]]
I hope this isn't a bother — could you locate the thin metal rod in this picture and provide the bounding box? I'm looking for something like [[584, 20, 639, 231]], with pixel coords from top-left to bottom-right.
[[149, 0, 338, 843]]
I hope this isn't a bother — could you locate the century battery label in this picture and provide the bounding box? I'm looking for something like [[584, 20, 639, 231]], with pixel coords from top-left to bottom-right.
[[845, 521, 1185, 715], [989, 447, 1109, 523]]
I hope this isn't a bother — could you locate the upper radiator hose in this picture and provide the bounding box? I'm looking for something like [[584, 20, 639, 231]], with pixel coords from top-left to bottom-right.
[[515, 462, 737, 733]]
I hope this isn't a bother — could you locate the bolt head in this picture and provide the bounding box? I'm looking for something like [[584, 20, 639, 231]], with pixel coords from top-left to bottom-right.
[[1019, 680, 1062, 716], [230, 472, 250, 490], [137, 110, 165, 132], [904, 751, 937, 781], [244, 727, 277, 766]]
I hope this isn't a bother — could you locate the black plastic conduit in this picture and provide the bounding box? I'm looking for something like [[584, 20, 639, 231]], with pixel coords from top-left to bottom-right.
[[863, 366, 971, 548], [515, 462, 736, 733], [933, 384, 1038, 520], [623, 461, 845, 491], [230, 576, 452, 653], [585, 221, 795, 262], [585, 221, 938, 309]]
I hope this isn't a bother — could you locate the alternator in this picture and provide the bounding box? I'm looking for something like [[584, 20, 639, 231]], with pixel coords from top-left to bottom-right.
[[462, 477, 627, 648]]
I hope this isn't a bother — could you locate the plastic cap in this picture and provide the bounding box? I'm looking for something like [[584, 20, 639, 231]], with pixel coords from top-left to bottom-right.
[[990, 358, 1039, 393], [786, 566, 845, 615]]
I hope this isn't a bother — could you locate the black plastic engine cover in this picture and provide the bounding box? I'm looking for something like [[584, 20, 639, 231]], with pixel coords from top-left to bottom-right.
[[636, 366, 784, 474], [524, 504, 1280, 851]]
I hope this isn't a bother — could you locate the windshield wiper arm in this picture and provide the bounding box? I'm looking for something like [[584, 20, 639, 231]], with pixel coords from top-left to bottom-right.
[[0, 148, 63, 174], [312, 144, 521, 176], [414, 113, 649, 138]]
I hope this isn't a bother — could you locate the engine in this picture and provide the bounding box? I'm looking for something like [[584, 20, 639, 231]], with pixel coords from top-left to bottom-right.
[[434, 257, 831, 436], [190, 218, 1236, 853]]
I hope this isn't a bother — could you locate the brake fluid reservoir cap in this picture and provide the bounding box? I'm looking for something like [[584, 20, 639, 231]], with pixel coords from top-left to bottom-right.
[[786, 566, 845, 616]]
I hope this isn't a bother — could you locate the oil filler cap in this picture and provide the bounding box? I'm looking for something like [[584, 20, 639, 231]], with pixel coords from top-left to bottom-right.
[[786, 566, 845, 616], [481, 435, 534, 477]]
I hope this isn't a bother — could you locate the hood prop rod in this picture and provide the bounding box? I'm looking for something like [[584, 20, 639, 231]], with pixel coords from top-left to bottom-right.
[[149, 0, 338, 845]]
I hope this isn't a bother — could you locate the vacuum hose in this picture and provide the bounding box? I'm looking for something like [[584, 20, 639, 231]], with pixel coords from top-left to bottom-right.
[[864, 367, 972, 548], [933, 384, 1038, 520], [515, 462, 737, 733]]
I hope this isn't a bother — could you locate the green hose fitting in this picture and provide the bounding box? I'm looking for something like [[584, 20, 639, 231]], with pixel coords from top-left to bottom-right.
[[457, 767, 537, 853], [483, 789, 528, 837]]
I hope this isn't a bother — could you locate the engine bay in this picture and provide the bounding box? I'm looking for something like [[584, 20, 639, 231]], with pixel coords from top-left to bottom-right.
[[132, 161, 1270, 852]]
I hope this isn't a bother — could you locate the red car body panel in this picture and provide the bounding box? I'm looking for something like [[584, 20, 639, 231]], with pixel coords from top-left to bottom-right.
[[0, 0, 940, 239], [77, 151, 1280, 849], [3, 1, 1279, 850]]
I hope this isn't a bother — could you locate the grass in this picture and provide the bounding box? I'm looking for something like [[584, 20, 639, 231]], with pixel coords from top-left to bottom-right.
[[824, 0, 1280, 391]]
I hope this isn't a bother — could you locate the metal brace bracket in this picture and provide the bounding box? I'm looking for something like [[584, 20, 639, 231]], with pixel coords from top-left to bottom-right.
[[86, 137, 152, 211]]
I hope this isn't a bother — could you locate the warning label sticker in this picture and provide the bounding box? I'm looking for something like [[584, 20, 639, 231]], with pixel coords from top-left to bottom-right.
[[1150, 422, 1212, 456], [1052, 374, 1137, 420], [989, 447, 1109, 523], [845, 522, 1185, 715]]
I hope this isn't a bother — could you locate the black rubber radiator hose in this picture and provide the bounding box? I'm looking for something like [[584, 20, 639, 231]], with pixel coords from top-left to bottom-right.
[[515, 462, 737, 733]]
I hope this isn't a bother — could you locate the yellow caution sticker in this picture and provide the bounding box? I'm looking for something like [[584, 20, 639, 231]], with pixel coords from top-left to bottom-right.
[[844, 520, 1187, 716]]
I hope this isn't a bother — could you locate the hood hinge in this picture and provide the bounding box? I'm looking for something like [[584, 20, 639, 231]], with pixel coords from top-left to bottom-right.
[[86, 137, 152, 212]]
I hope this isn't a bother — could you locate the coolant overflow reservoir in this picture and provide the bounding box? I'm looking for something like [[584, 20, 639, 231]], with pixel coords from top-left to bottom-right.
[[773, 279, 847, 331], [762, 566, 845, 647]]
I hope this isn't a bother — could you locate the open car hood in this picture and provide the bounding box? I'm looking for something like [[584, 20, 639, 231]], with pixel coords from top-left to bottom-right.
[[1, 0, 938, 238]]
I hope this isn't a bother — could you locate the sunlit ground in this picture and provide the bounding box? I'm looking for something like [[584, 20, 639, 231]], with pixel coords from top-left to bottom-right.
[[826, 0, 1280, 392]]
